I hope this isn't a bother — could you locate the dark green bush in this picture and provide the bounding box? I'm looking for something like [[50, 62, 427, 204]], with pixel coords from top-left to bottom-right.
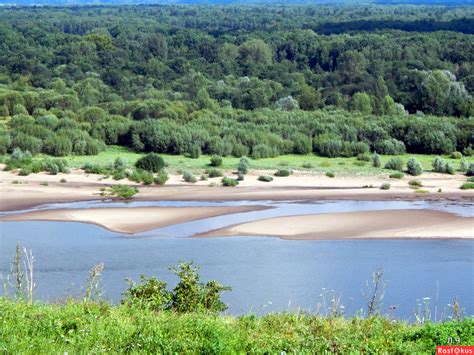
[[154, 171, 169, 185], [450, 151, 462, 159], [274, 168, 290, 177], [188, 144, 201, 159], [209, 155, 223, 167], [406, 158, 423, 176], [389, 172, 404, 179], [467, 163, 474, 177], [258, 175, 273, 182], [371, 153, 381, 168], [460, 182, 474, 190], [380, 182, 391, 190], [357, 153, 371, 162], [110, 185, 138, 199], [44, 135, 72, 157], [222, 176, 239, 186], [384, 157, 404, 171], [237, 157, 250, 175], [135, 153, 165, 173], [325, 171, 335, 178]]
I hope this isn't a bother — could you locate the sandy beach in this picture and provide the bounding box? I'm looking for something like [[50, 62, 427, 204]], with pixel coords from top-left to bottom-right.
[[0, 205, 269, 234], [197, 209, 474, 240], [1, 168, 473, 212]]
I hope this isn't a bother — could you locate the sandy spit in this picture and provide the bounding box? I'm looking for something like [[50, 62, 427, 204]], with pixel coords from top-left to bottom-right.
[[196, 209, 474, 240], [0, 205, 270, 234]]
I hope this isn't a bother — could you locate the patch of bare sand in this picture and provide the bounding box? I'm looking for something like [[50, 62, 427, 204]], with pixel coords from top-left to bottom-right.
[[0, 205, 269, 234], [197, 209, 474, 240]]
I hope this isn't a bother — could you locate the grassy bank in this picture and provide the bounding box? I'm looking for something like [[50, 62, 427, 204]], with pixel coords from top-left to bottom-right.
[[16, 145, 473, 177], [1, 298, 472, 353]]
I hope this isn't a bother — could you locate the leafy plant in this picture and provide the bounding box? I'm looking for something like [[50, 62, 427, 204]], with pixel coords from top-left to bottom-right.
[[135, 153, 165, 173], [209, 155, 223, 167], [222, 176, 238, 187], [182, 170, 197, 183], [109, 185, 139, 199]]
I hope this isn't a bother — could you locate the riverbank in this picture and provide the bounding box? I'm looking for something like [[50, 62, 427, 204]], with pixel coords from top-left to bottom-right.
[[1, 168, 473, 212], [0, 205, 269, 234], [198, 209, 474, 240]]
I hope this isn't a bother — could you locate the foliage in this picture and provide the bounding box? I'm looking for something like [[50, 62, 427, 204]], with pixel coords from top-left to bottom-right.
[[154, 171, 169, 186], [384, 157, 404, 172], [109, 185, 139, 199], [432, 157, 455, 175], [466, 163, 474, 177], [371, 154, 381, 168], [325, 171, 335, 178], [408, 180, 423, 188], [450, 151, 463, 159], [406, 158, 423, 176], [258, 175, 273, 182], [135, 153, 165, 173], [206, 168, 223, 178], [460, 182, 474, 190], [389, 172, 404, 179], [274, 168, 291, 177], [237, 157, 250, 175], [182, 170, 197, 183], [221, 177, 239, 187], [209, 155, 223, 167], [380, 182, 391, 190]]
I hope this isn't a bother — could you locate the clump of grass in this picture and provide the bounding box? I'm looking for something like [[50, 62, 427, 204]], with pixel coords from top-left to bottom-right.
[[278, 161, 289, 166], [466, 177, 474, 182], [39, 181, 48, 186], [182, 170, 197, 183], [274, 168, 291, 177], [154, 171, 169, 185], [357, 153, 371, 162], [408, 180, 422, 188], [206, 168, 223, 178], [209, 155, 223, 167], [258, 175, 273, 182], [109, 185, 139, 199], [380, 182, 391, 190], [325, 171, 335, 178], [414, 189, 429, 194], [353, 161, 366, 167], [222, 177, 239, 187], [59, 178, 67, 183], [302, 162, 314, 169], [200, 174, 208, 181], [460, 182, 474, 190], [320, 161, 332, 168], [389, 172, 404, 179]]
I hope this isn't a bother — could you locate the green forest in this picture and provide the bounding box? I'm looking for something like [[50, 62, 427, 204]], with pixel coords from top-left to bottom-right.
[[0, 5, 473, 160]]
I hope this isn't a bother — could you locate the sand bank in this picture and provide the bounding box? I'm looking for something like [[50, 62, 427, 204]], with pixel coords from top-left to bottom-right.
[[1, 169, 473, 212], [0, 205, 269, 234], [197, 209, 474, 240]]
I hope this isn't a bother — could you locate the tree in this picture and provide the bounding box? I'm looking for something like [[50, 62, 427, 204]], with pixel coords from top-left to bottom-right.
[[349, 93, 372, 114]]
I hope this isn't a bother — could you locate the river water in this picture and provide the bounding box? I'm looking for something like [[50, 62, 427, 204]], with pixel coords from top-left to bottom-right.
[[0, 199, 472, 321]]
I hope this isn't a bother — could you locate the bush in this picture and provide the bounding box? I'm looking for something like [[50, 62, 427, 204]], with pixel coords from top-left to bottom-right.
[[141, 171, 154, 185], [467, 177, 474, 182], [325, 171, 335, 178], [209, 155, 223, 167], [251, 144, 278, 159], [357, 153, 371, 162], [380, 182, 391, 190], [371, 153, 381, 168], [18, 167, 31, 176], [302, 162, 314, 169], [389, 172, 404, 179], [183, 170, 197, 183], [408, 180, 422, 188], [60, 178, 67, 183], [44, 135, 72, 157], [258, 175, 273, 182], [353, 161, 366, 166], [154, 171, 169, 185], [135, 153, 165, 173], [432, 157, 446, 173], [460, 182, 474, 190], [274, 168, 290, 177], [406, 158, 423, 176], [188, 144, 201, 159], [450, 151, 462, 159], [222, 177, 239, 187], [384, 157, 404, 171], [206, 168, 223, 178], [459, 159, 468, 172], [112, 170, 127, 180], [83, 162, 107, 175], [237, 172, 244, 181], [237, 157, 250, 175], [445, 162, 455, 175], [110, 185, 139, 199], [114, 157, 127, 170], [467, 163, 474, 177], [373, 138, 406, 155]]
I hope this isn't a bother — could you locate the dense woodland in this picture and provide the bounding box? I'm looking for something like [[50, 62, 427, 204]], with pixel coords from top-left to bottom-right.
[[0, 5, 473, 159]]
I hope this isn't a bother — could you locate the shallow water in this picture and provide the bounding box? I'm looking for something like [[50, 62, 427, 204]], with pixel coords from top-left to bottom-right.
[[0, 199, 473, 320]]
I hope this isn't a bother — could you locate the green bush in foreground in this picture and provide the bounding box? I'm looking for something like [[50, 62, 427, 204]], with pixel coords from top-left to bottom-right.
[[460, 182, 474, 190], [258, 175, 273, 182], [0, 299, 471, 354], [222, 177, 239, 187], [274, 168, 291, 177], [209, 155, 223, 167], [135, 153, 165, 173]]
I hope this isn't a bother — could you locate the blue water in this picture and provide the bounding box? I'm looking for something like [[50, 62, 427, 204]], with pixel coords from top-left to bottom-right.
[[0, 200, 473, 321]]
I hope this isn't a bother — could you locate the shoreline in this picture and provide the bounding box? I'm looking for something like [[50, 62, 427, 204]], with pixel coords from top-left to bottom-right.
[[196, 209, 474, 240]]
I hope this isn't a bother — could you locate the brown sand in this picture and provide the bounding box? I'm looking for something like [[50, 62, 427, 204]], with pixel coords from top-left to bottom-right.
[[197, 209, 474, 240], [0, 205, 269, 234], [1, 169, 473, 212]]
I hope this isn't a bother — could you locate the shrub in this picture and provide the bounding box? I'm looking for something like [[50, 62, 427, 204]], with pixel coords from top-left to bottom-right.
[[43, 161, 59, 175], [432, 157, 447, 173], [325, 171, 335, 178], [237, 157, 250, 175], [206, 168, 223, 178], [183, 170, 197, 183], [444, 162, 455, 175], [320, 161, 332, 168], [274, 168, 290, 177], [44, 135, 72, 157], [353, 161, 366, 166], [357, 153, 371, 162], [406, 158, 423, 176], [141, 171, 154, 185], [154, 171, 169, 185], [83, 162, 107, 175], [414, 189, 429, 193], [112, 170, 126, 180], [222, 177, 239, 187], [384, 157, 404, 171], [110, 185, 139, 199], [114, 157, 127, 170], [371, 153, 381, 168], [128, 169, 145, 183], [373, 138, 406, 155], [408, 180, 422, 188], [302, 162, 314, 169], [450, 151, 462, 159], [209, 155, 223, 167], [380, 182, 391, 190], [258, 175, 273, 182], [251, 144, 278, 159], [135, 153, 165, 173], [466, 163, 474, 176], [237, 172, 244, 181], [389, 172, 404, 179], [39, 181, 48, 186], [200, 175, 208, 181], [467, 177, 474, 182], [60, 178, 67, 183], [459, 159, 468, 172], [18, 167, 31, 176], [460, 182, 474, 190], [188, 144, 201, 159]]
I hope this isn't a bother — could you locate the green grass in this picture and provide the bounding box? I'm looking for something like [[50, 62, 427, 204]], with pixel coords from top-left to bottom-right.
[[460, 182, 474, 190], [27, 146, 474, 177], [0, 298, 472, 353]]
